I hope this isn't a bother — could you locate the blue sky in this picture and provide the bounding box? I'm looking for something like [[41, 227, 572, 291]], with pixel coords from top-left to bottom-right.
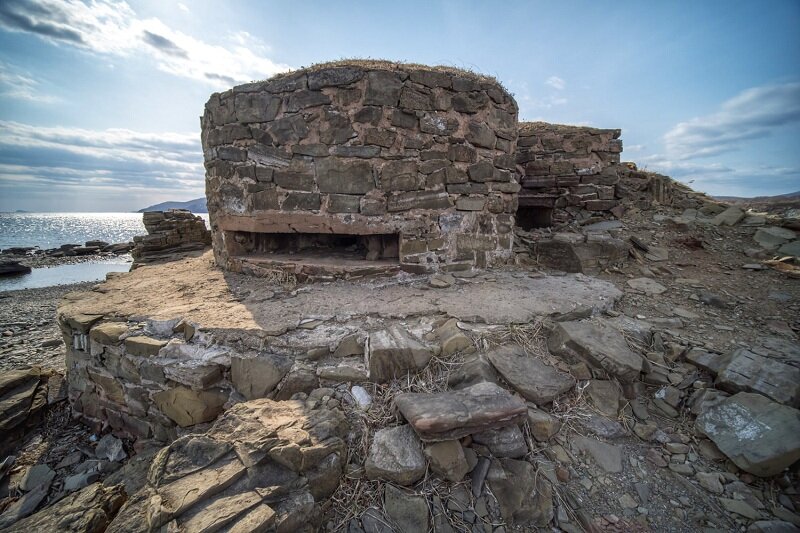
[[0, 0, 798, 211]]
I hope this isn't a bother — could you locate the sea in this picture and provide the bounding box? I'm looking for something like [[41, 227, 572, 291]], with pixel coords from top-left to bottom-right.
[[0, 212, 210, 291]]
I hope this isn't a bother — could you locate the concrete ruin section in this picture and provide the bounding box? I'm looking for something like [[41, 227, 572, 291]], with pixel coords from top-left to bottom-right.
[[201, 61, 520, 279]]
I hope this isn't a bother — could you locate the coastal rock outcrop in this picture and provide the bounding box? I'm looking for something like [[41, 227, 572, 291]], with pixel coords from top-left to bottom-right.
[[131, 209, 211, 267], [107, 393, 348, 532]]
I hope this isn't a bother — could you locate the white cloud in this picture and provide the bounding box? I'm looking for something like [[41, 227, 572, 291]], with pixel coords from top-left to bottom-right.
[[0, 0, 291, 88], [506, 80, 568, 119], [0, 120, 204, 204], [545, 75, 565, 90], [637, 153, 800, 196], [0, 62, 58, 102], [177, 3, 189, 12], [663, 82, 800, 160]]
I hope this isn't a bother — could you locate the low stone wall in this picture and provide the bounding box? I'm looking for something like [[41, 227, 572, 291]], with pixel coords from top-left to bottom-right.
[[131, 209, 211, 266], [59, 312, 450, 444], [516, 122, 622, 224], [202, 61, 520, 274]]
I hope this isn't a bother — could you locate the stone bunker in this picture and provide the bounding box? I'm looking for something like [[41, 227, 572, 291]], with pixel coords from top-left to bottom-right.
[[516, 122, 622, 228], [201, 61, 519, 279]]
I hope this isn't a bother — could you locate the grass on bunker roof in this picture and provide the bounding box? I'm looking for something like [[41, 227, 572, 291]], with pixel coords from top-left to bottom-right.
[[253, 57, 511, 94]]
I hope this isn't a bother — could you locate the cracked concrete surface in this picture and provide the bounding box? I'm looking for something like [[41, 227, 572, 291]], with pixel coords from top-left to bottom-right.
[[57, 251, 622, 336]]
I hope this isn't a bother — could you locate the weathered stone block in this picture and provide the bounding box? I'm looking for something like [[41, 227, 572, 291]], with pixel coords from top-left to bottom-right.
[[487, 345, 575, 404], [715, 348, 800, 407], [363, 128, 397, 148], [452, 92, 488, 113], [282, 192, 321, 211], [286, 90, 331, 112], [388, 190, 451, 212], [231, 354, 293, 400], [420, 114, 458, 135], [368, 326, 433, 382], [364, 70, 404, 105], [365, 425, 425, 485], [399, 86, 433, 110], [548, 320, 643, 381], [250, 189, 279, 211], [468, 160, 495, 182], [89, 322, 128, 345], [696, 392, 800, 477], [395, 382, 527, 441], [234, 93, 280, 123], [390, 109, 418, 129], [124, 336, 166, 357], [466, 121, 497, 149], [327, 194, 361, 213], [455, 197, 486, 211], [316, 158, 375, 194], [266, 115, 309, 145], [152, 386, 228, 427], [307, 66, 364, 89], [456, 234, 496, 252], [274, 169, 315, 191]]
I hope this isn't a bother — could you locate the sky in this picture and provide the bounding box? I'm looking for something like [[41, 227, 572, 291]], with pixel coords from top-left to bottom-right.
[[0, 0, 798, 212]]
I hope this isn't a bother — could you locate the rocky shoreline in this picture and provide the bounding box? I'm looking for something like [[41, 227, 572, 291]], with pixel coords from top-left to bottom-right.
[[0, 282, 95, 372], [0, 242, 133, 271]]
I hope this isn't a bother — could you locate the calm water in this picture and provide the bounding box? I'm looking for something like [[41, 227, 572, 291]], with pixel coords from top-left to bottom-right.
[[0, 212, 210, 290], [0, 212, 209, 250], [0, 258, 133, 291]]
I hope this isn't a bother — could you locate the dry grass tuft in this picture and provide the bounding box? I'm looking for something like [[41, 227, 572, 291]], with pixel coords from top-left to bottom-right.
[[251, 57, 513, 97]]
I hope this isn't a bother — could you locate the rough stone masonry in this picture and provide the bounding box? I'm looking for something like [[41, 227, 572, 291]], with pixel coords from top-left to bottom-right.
[[201, 60, 520, 276]]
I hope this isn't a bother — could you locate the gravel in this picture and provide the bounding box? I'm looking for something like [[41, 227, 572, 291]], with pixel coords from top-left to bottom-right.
[[0, 282, 94, 372]]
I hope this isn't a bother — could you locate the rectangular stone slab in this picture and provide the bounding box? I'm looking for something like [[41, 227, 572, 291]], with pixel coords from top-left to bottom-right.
[[715, 348, 800, 408], [547, 320, 643, 382], [395, 382, 527, 442]]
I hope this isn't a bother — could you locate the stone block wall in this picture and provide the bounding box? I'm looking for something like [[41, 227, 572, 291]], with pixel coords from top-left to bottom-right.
[[131, 209, 211, 266], [201, 61, 519, 274], [516, 122, 623, 225], [59, 305, 451, 444]]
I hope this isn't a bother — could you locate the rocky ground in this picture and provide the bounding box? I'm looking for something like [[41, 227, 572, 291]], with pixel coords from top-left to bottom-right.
[[1, 240, 134, 270], [0, 283, 93, 372], [0, 202, 798, 532]]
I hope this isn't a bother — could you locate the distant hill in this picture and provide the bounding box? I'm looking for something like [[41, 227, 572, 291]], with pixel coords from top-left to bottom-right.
[[138, 198, 207, 213], [714, 191, 800, 202]]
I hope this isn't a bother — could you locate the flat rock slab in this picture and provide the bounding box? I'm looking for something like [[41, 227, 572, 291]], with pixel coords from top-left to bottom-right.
[[486, 458, 553, 527], [230, 353, 292, 400], [365, 425, 426, 485], [368, 326, 433, 382], [395, 382, 527, 442], [626, 277, 667, 295], [574, 436, 623, 473], [487, 345, 575, 404], [384, 485, 430, 533], [754, 226, 796, 250], [778, 240, 800, 257], [109, 395, 349, 531], [57, 252, 622, 337], [547, 320, 643, 382], [696, 392, 800, 477], [712, 206, 745, 226], [715, 348, 800, 407], [0, 483, 125, 532]]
